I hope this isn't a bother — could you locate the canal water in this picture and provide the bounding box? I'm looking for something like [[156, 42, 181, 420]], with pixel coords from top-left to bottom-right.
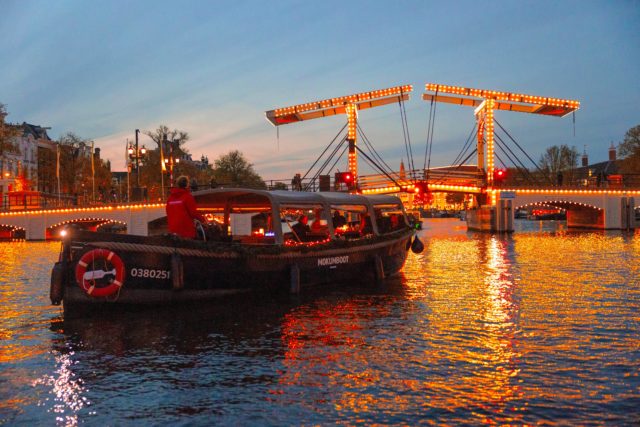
[[1, 219, 639, 426]]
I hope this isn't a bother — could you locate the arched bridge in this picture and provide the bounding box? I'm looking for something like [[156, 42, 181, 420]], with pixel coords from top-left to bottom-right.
[[0, 204, 166, 240], [494, 188, 639, 231], [507, 189, 639, 229]]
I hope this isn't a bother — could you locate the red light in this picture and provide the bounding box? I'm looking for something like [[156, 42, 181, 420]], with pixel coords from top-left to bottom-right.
[[493, 169, 507, 184], [335, 172, 354, 187]]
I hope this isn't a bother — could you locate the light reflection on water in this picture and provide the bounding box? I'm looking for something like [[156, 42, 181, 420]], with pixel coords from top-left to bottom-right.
[[0, 220, 639, 425]]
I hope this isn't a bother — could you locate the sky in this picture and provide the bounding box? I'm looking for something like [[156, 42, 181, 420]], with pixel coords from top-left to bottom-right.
[[1, 0, 639, 181]]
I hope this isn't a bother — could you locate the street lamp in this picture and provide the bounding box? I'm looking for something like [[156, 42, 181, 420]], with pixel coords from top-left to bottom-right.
[[164, 154, 180, 185], [128, 129, 147, 187], [161, 134, 182, 188], [127, 129, 148, 201]]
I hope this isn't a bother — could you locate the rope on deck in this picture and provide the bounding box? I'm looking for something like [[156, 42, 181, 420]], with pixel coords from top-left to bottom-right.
[[88, 241, 240, 259]]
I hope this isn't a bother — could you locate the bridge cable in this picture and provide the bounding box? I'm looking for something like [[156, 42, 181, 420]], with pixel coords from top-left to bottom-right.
[[423, 90, 438, 181], [355, 145, 403, 189], [299, 123, 347, 183], [327, 144, 349, 176], [303, 141, 349, 191], [303, 136, 348, 191], [494, 151, 507, 170], [455, 147, 478, 171], [423, 92, 437, 181], [493, 133, 539, 183], [449, 124, 477, 168], [357, 125, 403, 182], [398, 96, 416, 180], [493, 133, 543, 185], [316, 136, 347, 177], [493, 140, 521, 176], [432, 123, 478, 185], [494, 119, 552, 184], [357, 124, 396, 175]]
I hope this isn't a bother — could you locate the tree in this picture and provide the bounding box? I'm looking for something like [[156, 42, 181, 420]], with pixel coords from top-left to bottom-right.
[[138, 125, 191, 199], [0, 103, 20, 157], [618, 125, 640, 157], [213, 150, 266, 189], [57, 132, 111, 200], [144, 125, 189, 155], [445, 192, 465, 207], [539, 144, 579, 184], [271, 182, 289, 190], [618, 124, 640, 175]]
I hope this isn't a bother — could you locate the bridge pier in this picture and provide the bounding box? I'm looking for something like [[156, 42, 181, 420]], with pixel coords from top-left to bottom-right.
[[466, 199, 514, 233], [26, 214, 47, 240], [621, 197, 636, 231]]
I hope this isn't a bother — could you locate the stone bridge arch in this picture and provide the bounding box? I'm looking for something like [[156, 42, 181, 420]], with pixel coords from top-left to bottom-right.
[[46, 217, 128, 240], [0, 204, 166, 240], [509, 191, 637, 230], [515, 199, 604, 227], [0, 224, 26, 240]]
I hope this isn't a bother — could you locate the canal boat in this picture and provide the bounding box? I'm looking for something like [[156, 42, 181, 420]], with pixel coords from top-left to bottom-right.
[[50, 189, 422, 316]]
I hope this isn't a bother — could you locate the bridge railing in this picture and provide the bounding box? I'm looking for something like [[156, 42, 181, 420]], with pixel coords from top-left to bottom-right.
[[1, 192, 78, 212], [0, 191, 164, 213]]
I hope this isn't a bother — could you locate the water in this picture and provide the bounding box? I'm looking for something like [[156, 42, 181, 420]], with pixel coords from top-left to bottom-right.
[[1, 219, 639, 426]]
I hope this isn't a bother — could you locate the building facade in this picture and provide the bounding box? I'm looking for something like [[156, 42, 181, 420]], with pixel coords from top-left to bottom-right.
[[0, 122, 53, 194]]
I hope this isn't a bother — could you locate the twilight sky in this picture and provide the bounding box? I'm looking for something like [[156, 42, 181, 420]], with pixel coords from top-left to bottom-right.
[[1, 0, 638, 180]]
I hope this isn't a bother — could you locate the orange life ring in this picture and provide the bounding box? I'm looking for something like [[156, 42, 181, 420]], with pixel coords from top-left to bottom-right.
[[75, 248, 125, 297]]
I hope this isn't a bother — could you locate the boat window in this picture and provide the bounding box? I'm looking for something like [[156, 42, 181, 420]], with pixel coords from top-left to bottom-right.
[[280, 204, 330, 246], [330, 204, 373, 240], [373, 203, 408, 234], [198, 194, 275, 244]]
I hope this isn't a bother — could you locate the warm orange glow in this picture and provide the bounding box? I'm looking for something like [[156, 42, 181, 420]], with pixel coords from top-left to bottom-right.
[[271, 85, 413, 117], [485, 99, 495, 185], [425, 83, 580, 109], [346, 103, 357, 140], [266, 85, 413, 189], [362, 182, 485, 195], [0, 203, 164, 217]]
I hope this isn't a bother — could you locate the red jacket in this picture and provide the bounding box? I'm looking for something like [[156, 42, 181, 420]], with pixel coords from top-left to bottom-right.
[[166, 188, 206, 238]]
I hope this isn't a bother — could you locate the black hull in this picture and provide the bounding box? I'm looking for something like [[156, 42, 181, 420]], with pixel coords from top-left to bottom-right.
[[58, 229, 413, 316]]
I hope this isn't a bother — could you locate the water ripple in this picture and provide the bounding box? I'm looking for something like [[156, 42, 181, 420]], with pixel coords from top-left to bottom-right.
[[1, 224, 639, 425]]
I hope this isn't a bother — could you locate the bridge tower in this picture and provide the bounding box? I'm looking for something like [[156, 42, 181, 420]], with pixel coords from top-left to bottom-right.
[[266, 85, 412, 186], [422, 83, 580, 188]]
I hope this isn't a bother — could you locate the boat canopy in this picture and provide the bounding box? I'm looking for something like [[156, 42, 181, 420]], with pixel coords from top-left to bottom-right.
[[193, 188, 402, 208], [192, 188, 407, 245]]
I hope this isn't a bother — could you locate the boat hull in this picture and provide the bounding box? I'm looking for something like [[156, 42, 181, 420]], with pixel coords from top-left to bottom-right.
[[58, 230, 413, 316]]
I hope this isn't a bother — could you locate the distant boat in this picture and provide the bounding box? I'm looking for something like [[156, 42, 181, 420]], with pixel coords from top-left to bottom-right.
[[50, 189, 421, 317], [514, 209, 528, 219], [530, 208, 566, 220]]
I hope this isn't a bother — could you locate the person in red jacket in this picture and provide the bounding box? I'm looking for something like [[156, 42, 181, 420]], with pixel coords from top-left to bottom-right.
[[166, 176, 206, 238]]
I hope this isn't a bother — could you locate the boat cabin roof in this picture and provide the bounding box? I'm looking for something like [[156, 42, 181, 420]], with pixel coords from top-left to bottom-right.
[[193, 188, 403, 209]]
